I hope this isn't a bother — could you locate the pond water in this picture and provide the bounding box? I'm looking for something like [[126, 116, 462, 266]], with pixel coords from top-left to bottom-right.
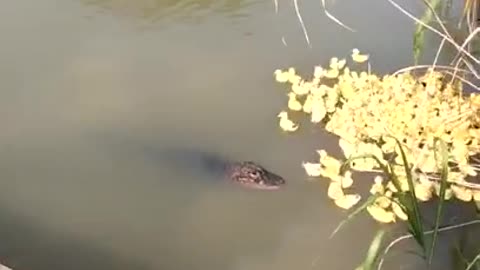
[[0, 0, 478, 270]]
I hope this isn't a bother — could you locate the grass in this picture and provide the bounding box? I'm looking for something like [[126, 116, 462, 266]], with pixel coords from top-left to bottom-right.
[[356, 230, 387, 270]]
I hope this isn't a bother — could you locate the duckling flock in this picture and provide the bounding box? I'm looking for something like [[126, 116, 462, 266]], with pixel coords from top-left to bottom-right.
[[274, 48, 480, 223]]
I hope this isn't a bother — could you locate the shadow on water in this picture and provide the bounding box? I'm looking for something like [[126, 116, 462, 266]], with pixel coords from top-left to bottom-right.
[[0, 207, 151, 270]]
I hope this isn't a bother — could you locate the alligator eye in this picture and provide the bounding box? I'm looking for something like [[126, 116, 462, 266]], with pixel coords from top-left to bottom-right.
[[249, 171, 260, 178]]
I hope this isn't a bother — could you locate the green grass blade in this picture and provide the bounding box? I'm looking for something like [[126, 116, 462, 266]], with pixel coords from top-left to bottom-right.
[[386, 163, 404, 196], [330, 194, 380, 238], [355, 230, 387, 270], [413, 0, 442, 63], [413, 27, 425, 64], [428, 138, 449, 265], [388, 136, 426, 252]]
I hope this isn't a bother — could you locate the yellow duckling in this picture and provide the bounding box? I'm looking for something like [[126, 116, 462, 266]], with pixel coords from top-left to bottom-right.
[[324, 68, 339, 79], [370, 176, 385, 195], [273, 69, 289, 83], [291, 81, 309, 95], [341, 170, 353, 188], [273, 69, 290, 83], [287, 92, 303, 111], [414, 182, 433, 202], [367, 205, 396, 223], [351, 48, 369, 63], [286, 67, 302, 84], [433, 184, 453, 200], [473, 190, 480, 202], [310, 96, 327, 123], [375, 196, 391, 209], [303, 94, 313, 113], [302, 162, 322, 177], [313, 65, 324, 78], [328, 182, 344, 200], [329, 57, 346, 70], [318, 149, 342, 172], [334, 194, 361, 210], [334, 58, 347, 70], [277, 111, 299, 132], [451, 185, 473, 202], [474, 191, 480, 210]]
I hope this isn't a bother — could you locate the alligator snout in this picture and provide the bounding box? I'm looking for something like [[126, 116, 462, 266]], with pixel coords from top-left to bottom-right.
[[225, 161, 286, 190]]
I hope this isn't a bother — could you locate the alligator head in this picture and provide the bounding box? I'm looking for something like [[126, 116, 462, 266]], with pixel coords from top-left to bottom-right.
[[225, 161, 286, 190]]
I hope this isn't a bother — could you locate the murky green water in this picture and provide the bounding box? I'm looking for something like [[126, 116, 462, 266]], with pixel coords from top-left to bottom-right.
[[0, 1, 477, 270]]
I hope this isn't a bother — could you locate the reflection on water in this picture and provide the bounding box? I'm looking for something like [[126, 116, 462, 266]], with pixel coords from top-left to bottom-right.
[[1, 0, 475, 270], [80, 0, 256, 22]]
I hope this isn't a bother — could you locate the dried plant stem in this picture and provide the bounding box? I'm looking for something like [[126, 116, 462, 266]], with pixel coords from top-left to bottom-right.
[[293, 0, 311, 48], [393, 65, 474, 75], [420, 0, 455, 42], [385, 0, 480, 65], [393, 65, 480, 91], [451, 27, 480, 66], [320, 0, 355, 32], [443, 70, 480, 91], [432, 38, 446, 68], [426, 174, 480, 190]]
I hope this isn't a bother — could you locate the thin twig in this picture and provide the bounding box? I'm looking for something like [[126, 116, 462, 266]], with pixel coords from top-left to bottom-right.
[[430, 0, 479, 68], [320, 0, 356, 32], [392, 65, 480, 91], [293, 0, 311, 48], [448, 57, 463, 89], [377, 219, 480, 270], [451, 27, 480, 67], [432, 38, 446, 68], [443, 70, 480, 91], [462, 58, 480, 79], [426, 174, 480, 190], [423, 37, 447, 97], [393, 65, 474, 76]]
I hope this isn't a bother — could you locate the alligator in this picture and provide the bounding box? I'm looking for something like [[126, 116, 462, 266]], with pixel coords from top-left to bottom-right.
[[156, 148, 286, 190], [98, 137, 286, 190]]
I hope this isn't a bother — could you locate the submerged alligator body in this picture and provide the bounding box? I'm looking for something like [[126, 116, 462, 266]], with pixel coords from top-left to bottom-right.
[[156, 148, 286, 190], [98, 136, 286, 190]]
